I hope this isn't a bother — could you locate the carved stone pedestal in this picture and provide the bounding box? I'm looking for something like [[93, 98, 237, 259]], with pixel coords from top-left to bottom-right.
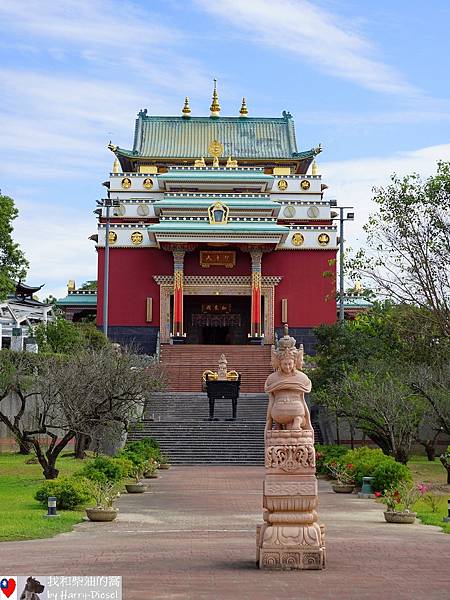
[[257, 431, 325, 570]]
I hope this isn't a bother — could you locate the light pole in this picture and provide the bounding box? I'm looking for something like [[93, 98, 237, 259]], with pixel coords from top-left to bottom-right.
[[95, 198, 120, 338], [330, 200, 354, 323]]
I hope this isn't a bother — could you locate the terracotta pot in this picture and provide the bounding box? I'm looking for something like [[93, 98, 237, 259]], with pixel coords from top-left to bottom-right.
[[332, 484, 355, 494], [159, 463, 171, 470], [85, 507, 118, 522], [384, 511, 416, 524], [125, 483, 147, 493]]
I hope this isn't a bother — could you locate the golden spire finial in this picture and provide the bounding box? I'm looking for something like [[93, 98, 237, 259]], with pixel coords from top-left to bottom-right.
[[112, 157, 120, 174], [182, 96, 191, 118], [311, 160, 318, 176], [239, 97, 248, 117], [210, 78, 221, 117]]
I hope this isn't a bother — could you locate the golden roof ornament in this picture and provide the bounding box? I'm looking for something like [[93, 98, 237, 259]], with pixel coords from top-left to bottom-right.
[[67, 280, 76, 292], [182, 96, 191, 118], [210, 78, 221, 118], [311, 160, 318, 176], [112, 158, 120, 174], [226, 156, 238, 168], [239, 97, 248, 117], [194, 156, 206, 167]]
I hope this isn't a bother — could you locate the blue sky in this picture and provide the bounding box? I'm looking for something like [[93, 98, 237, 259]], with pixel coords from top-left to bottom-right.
[[1, 0, 449, 299]]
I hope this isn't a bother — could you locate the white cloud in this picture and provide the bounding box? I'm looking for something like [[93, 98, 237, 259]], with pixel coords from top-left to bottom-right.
[[196, 0, 418, 95], [321, 143, 450, 247], [12, 199, 97, 300]]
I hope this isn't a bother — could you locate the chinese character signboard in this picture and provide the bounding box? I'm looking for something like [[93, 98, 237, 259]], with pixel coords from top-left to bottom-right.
[[200, 251, 235, 269]]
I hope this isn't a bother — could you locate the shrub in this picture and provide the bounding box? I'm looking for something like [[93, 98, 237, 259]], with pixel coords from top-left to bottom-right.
[[315, 444, 349, 474], [76, 456, 127, 483], [371, 459, 411, 492], [35, 477, 92, 510], [341, 447, 411, 491], [125, 439, 161, 461], [112, 456, 135, 478]]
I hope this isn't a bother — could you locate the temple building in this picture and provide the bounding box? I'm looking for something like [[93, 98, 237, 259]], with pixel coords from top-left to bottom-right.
[[95, 85, 337, 356]]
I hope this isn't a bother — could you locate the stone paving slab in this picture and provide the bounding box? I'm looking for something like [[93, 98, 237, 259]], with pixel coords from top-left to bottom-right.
[[1, 466, 450, 599]]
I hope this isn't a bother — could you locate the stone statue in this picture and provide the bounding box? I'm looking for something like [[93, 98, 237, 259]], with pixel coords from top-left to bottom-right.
[[257, 326, 325, 570], [265, 332, 312, 436], [217, 353, 228, 380]]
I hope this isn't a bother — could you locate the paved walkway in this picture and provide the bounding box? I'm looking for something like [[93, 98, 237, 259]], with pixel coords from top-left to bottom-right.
[[1, 466, 449, 600]]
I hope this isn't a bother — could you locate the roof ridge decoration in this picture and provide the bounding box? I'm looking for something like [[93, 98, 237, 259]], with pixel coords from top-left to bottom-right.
[[210, 79, 220, 118]]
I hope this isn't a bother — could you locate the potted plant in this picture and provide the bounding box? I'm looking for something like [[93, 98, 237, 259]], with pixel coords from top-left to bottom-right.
[[143, 458, 159, 479], [125, 466, 147, 493], [158, 452, 172, 470], [378, 482, 418, 523], [85, 481, 122, 522], [327, 461, 356, 493]]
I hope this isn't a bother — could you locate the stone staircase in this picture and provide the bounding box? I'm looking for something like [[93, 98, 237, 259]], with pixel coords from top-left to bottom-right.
[[128, 391, 323, 465], [160, 344, 273, 393]]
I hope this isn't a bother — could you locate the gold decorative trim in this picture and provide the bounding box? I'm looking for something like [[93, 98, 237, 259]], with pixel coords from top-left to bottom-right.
[[121, 177, 131, 189], [300, 180, 311, 190], [277, 179, 288, 191], [143, 178, 153, 189], [154, 275, 282, 286], [318, 233, 330, 246]]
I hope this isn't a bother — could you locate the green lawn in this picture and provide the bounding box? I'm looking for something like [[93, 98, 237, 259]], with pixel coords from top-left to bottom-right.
[[408, 456, 450, 534], [413, 496, 450, 534], [0, 453, 89, 542], [408, 455, 448, 485]]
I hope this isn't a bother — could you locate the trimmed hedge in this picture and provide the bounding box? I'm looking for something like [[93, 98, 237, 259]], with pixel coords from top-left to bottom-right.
[[315, 445, 412, 491], [35, 477, 92, 510], [76, 455, 133, 483]]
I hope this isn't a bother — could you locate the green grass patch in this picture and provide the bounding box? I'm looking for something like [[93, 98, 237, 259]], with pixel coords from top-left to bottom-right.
[[413, 496, 450, 534], [407, 455, 448, 485], [0, 453, 89, 541]]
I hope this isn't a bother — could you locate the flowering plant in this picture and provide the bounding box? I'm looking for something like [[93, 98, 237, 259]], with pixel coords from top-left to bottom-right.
[[327, 461, 356, 485], [417, 483, 440, 513], [379, 482, 419, 512]]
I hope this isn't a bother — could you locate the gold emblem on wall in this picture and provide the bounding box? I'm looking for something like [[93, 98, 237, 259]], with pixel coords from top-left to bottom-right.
[[278, 179, 288, 191], [143, 178, 153, 189], [108, 231, 117, 244], [300, 180, 311, 190], [131, 231, 144, 245], [208, 140, 224, 158], [121, 177, 131, 189], [318, 233, 330, 246], [292, 233, 304, 246]]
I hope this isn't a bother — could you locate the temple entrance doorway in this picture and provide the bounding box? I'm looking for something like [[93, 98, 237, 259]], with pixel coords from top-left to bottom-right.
[[184, 295, 252, 345]]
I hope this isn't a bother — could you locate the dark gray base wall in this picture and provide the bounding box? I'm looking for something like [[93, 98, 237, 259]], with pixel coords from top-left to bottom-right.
[[106, 326, 159, 355], [275, 327, 317, 356]]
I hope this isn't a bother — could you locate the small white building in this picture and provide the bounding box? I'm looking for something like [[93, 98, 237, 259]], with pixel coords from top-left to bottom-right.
[[0, 283, 55, 351]]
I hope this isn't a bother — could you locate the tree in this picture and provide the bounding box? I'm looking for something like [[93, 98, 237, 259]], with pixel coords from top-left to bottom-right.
[[351, 162, 450, 340], [316, 359, 425, 463], [0, 194, 28, 301], [0, 347, 166, 478], [35, 317, 107, 353], [78, 280, 97, 290]]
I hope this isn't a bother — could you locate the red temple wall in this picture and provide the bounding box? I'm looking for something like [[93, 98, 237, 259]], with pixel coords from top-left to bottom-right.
[[264, 249, 336, 327], [97, 247, 336, 328], [97, 248, 172, 326]]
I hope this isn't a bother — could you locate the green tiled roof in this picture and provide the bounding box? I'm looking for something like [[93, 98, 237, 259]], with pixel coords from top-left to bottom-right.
[[115, 112, 321, 161], [160, 169, 273, 180], [57, 293, 97, 306], [155, 198, 279, 209], [148, 220, 287, 234]]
